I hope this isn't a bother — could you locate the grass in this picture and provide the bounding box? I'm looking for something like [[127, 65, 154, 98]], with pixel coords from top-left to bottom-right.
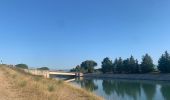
[[0, 65, 103, 100], [48, 84, 55, 92]]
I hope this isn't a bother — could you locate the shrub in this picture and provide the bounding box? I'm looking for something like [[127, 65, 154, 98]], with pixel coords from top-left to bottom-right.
[[15, 64, 28, 69]]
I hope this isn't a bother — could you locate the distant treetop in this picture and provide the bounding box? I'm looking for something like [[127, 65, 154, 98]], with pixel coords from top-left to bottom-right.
[[37, 67, 49, 70], [15, 64, 28, 69]]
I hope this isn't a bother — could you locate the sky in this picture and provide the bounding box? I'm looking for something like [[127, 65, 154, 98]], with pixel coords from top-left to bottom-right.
[[0, 0, 170, 69]]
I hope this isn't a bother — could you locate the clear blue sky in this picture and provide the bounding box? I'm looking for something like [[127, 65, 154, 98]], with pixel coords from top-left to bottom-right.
[[0, 0, 170, 69]]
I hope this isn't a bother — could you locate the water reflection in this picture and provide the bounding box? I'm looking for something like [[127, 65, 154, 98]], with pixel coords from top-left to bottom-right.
[[74, 78, 170, 100], [102, 80, 141, 100], [102, 80, 114, 95], [75, 78, 98, 92], [161, 85, 170, 100], [142, 83, 156, 100]]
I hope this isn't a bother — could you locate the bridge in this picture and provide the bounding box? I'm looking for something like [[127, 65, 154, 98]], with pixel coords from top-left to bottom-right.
[[23, 69, 83, 78]]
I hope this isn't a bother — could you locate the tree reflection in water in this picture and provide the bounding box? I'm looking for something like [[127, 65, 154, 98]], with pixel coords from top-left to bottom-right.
[[142, 83, 156, 100], [161, 85, 170, 100], [74, 78, 170, 100], [75, 78, 98, 92], [102, 80, 141, 100]]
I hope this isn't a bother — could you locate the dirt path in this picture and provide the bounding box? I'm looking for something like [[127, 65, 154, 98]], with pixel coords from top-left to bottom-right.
[[0, 69, 21, 100]]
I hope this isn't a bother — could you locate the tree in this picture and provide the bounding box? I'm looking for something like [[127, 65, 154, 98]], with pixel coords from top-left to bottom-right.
[[129, 56, 139, 73], [15, 64, 28, 69], [123, 58, 130, 73], [140, 54, 154, 73], [70, 65, 83, 72], [135, 59, 140, 73], [37, 67, 49, 70], [121, 56, 139, 74], [115, 57, 123, 73], [101, 57, 113, 73], [81, 60, 97, 73], [158, 51, 170, 73], [113, 58, 118, 73]]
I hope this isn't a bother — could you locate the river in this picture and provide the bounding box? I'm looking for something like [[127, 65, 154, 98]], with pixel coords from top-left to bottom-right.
[[72, 78, 170, 100]]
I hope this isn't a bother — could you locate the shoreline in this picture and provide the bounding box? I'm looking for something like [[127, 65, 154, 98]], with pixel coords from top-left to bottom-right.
[[83, 73, 170, 81]]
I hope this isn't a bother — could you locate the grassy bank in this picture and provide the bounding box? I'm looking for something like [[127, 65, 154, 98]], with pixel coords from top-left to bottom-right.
[[0, 65, 102, 100]]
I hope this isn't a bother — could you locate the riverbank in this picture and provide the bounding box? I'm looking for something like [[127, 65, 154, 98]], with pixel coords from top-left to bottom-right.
[[0, 65, 102, 100], [84, 73, 170, 81]]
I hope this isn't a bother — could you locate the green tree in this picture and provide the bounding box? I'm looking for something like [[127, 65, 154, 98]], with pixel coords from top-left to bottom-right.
[[115, 57, 123, 73], [122, 56, 139, 74], [141, 54, 154, 73], [81, 60, 97, 73], [123, 58, 130, 73], [129, 56, 137, 73], [70, 65, 83, 72], [158, 51, 170, 73], [113, 58, 118, 73], [37, 67, 49, 70], [15, 64, 28, 69], [101, 57, 113, 73], [135, 59, 140, 73]]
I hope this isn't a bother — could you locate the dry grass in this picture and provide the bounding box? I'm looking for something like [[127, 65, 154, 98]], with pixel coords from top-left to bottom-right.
[[0, 65, 103, 100]]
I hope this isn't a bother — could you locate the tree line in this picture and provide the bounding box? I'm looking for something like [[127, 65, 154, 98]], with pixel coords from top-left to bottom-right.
[[71, 51, 170, 74], [15, 64, 49, 70]]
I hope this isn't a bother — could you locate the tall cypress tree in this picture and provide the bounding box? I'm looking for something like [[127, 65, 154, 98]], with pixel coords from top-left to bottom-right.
[[129, 56, 138, 73], [113, 58, 118, 73], [140, 54, 154, 73], [116, 57, 123, 73], [158, 51, 170, 73], [123, 58, 130, 73]]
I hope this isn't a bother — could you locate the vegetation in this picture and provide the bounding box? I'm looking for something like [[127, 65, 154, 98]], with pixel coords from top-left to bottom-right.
[[101, 56, 139, 74], [15, 64, 28, 69], [71, 60, 97, 73], [158, 51, 170, 73], [72, 51, 170, 74], [37, 67, 49, 70], [101, 57, 113, 73], [81, 60, 97, 73], [140, 54, 154, 73], [0, 65, 102, 100]]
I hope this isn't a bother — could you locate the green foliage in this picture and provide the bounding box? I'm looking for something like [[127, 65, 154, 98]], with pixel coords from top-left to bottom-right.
[[71, 60, 97, 73], [141, 54, 154, 73], [129, 56, 139, 73], [114, 56, 139, 74], [101, 57, 113, 73], [115, 57, 124, 73], [123, 58, 130, 73], [70, 65, 86, 73], [70, 51, 170, 74], [158, 51, 170, 73], [37, 67, 49, 70], [80, 60, 97, 73], [101, 56, 138, 74], [112, 58, 118, 73], [15, 64, 28, 69]]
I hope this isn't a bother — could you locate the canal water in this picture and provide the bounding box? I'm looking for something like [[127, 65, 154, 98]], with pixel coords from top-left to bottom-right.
[[72, 78, 170, 100]]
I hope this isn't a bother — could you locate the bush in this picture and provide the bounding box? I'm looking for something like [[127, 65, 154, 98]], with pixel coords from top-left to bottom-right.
[[48, 84, 55, 92], [19, 80, 27, 87], [37, 67, 49, 70], [15, 64, 28, 69]]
